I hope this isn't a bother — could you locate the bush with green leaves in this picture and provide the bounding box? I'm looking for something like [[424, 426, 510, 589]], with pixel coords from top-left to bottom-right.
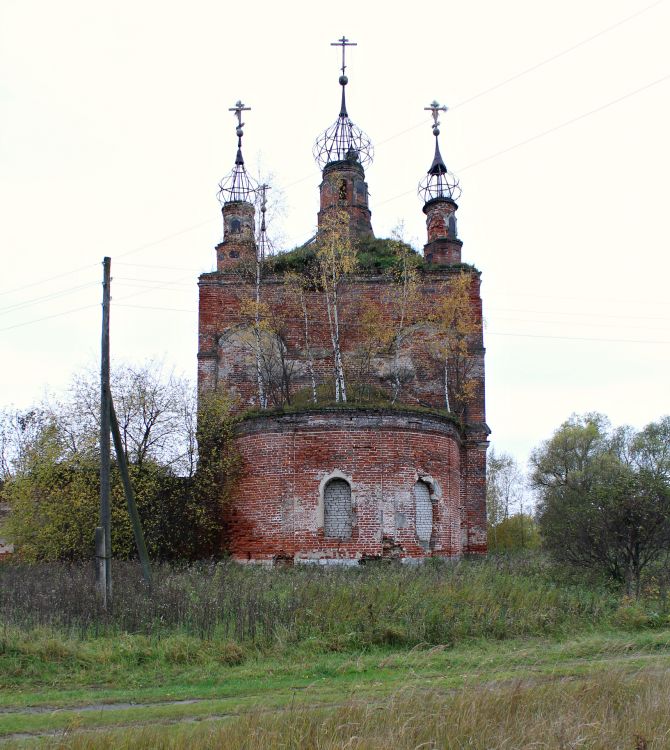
[[488, 513, 540, 552], [531, 414, 670, 595], [0, 367, 239, 561]]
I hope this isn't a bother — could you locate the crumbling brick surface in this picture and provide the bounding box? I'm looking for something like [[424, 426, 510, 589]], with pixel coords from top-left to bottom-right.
[[199, 182, 488, 563], [218, 410, 486, 563], [198, 269, 485, 423]]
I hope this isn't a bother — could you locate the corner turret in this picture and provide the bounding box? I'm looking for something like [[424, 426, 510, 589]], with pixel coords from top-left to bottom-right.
[[419, 101, 462, 265], [215, 100, 258, 271]]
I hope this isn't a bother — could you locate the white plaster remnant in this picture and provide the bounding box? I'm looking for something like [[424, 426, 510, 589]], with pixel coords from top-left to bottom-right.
[[316, 469, 355, 532], [324, 478, 353, 538], [414, 480, 433, 546]]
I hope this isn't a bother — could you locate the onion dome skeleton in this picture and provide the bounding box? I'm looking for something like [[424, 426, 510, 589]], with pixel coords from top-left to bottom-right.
[[313, 37, 373, 169], [217, 100, 258, 204], [418, 101, 461, 203]]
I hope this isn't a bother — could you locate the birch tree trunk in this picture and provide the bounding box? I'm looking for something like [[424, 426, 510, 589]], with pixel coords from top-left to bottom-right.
[[444, 355, 451, 412], [253, 255, 267, 410], [316, 210, 355, 404], [299, 293, 318, 403], [331, 284, 347, 403]]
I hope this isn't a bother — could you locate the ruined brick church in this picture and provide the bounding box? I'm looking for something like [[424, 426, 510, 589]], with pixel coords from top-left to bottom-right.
[[198, 40, 489, 564]]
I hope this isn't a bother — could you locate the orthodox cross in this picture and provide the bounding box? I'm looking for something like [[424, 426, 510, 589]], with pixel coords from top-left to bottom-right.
[[229, 100, 250, 129], [425, 100, 448, 135], [331, 36, 357, 75]]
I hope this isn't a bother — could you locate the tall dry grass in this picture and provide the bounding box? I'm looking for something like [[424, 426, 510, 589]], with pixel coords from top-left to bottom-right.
[[0, 555, 623, 647], [36, 667, 670, 749]]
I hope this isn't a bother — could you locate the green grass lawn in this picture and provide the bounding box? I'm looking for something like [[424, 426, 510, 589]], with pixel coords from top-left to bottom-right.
[[2, 555, 669, 747], [2, 629, 670, 747]]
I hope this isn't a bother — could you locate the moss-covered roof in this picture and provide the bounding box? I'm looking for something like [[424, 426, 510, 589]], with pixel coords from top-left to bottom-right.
[[265, 236, 420, 275], [263, 236, 479, 277]]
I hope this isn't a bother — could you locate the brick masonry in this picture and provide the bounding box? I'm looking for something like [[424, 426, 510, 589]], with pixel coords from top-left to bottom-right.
[[198, 270, 485, 424], [324, 478, 353, 539], [198, 264, 489, 562], [223, 410, 477, 563], [199, 145, 488, 564]]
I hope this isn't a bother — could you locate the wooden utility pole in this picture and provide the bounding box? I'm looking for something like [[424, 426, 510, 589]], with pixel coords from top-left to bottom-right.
[[97, 255, 152, 597], [110, 399, 152, 588], [99, 257, 112, 606]]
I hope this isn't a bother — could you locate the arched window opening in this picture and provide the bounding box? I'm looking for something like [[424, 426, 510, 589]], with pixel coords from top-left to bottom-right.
[[230, 218, 242, 233], [414, 480, 433, 547], [338, 179, 347, 201], [324, 478, 352, 539]]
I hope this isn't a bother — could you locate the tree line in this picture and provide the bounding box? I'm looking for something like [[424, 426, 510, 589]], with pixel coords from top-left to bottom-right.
[[2, 385, 669, 594], [0, 364, 237, 561], [488, 413, 670, 597]]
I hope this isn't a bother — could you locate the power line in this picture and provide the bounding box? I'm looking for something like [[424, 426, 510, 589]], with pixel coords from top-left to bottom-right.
[[115, 219, 216, 260], [369, 0, 668, 150], [452, 0, 667, 110], [377, 72, 670, 208], [5, 1, 662, 302], [492, 315, 670, 333], [0, 263, 98, 298], [456, 73, 670, 173], [114, 277, 195, 288], [3, 17, 668, 334], [116, 303, 196, 314], [5, 288, 670, 346], [486, 330, 670, 345], [0, 303, 99, 333], [488, 307, 670, 322], [486, 290, 670, 307], [103, 302, 670, 345], [0, 281, 99, 316], [116, 261, 203, 272]]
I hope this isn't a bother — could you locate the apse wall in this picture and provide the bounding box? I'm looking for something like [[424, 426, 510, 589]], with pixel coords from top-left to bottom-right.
[[223, 410, 467, 564]]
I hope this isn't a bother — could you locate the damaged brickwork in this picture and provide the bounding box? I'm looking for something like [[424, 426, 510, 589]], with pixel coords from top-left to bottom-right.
[[198, 80, 489, 565]]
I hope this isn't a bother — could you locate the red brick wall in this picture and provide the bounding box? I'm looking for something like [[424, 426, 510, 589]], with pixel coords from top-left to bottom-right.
[[224, 411, 468, 563], [198, 269, 485, 421], [198, 263, 488, 561], [318, 161, 373, 237]]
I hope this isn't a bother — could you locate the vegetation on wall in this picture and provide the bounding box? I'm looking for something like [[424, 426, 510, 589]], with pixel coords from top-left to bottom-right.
[[234, 223, 482, 419], [265, 235, 421, 276]]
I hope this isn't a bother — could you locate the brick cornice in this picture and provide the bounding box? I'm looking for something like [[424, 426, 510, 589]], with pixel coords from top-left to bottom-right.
[[236, 407, 464, 443]]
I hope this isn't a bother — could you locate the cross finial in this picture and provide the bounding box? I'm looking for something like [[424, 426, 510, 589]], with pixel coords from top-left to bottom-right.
[[258, 183, 271, 261], [331, 36, 357, 76], [229, 100, 251, 129], [425, 100, 448, 136]]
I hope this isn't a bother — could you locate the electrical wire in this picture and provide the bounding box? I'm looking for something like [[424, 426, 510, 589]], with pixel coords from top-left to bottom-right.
[[0, 264, 98, 298], [376, 73, 670, 208], [102, 302, 670, 345], [0, 281, 99, 316], [2, 5, 667, 328], [486, 330, 670, 345], [0, 303, 99, 333]]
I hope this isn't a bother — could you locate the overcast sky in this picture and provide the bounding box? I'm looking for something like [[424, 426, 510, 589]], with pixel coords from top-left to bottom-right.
[[1, 0, 669, 469]]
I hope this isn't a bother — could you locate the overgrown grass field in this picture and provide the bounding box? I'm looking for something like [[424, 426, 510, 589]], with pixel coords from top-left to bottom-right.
[[1, 555, 669, 747]]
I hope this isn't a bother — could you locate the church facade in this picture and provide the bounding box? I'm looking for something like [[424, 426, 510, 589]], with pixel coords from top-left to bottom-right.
[[197, 42, 489, 564]]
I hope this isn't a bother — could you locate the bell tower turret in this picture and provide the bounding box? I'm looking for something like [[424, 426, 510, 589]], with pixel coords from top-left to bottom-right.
[[419, 101, 462, 265], [215, 100, 258, 271], [314, 37, 374, 238]]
